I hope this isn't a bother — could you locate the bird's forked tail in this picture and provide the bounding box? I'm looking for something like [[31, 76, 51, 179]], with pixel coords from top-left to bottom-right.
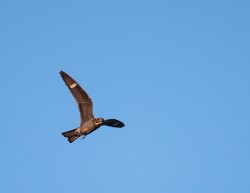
[[62, 128, 79, 143]]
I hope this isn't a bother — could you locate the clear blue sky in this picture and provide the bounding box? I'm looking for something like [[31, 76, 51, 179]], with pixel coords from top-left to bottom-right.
[[0, 0, 249, 193]]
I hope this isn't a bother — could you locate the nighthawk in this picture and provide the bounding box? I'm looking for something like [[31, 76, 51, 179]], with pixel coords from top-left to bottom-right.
[[60, 70, 125, 143]]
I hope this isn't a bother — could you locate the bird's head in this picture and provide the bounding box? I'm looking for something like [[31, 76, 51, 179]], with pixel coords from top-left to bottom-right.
[[94, 118, 104, 127]]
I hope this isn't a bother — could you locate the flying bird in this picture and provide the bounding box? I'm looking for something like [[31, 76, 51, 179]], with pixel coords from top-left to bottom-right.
[[59, 70, 125, 143]]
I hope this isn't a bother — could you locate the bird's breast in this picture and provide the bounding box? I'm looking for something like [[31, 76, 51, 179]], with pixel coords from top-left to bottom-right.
[[80, 120, 95, 134]]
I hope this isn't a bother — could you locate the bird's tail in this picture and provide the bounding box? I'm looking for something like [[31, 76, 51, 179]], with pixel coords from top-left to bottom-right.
[[62, 128, 79, 143]]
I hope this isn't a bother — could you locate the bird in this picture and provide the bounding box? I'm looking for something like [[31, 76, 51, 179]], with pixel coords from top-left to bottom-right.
[[59, 70, 125, 143]]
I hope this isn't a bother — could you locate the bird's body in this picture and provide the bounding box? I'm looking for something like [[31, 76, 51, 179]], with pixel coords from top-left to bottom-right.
[[62, 118, 102, 142], [78, 119, 97, 135], [59, 70, 124, 143]]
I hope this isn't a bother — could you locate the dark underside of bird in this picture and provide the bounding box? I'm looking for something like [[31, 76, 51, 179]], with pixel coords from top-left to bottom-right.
[[102, 119, 125, 128]]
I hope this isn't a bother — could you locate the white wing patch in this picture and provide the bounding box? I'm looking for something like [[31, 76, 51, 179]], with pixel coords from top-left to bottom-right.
[[70, 83, 77, 88]]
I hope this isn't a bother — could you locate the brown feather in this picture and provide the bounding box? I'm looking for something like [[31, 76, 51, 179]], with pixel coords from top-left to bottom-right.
[[60, 71, 94, 125], [62, 128, 77, 137], [68, 136, 79, 143]]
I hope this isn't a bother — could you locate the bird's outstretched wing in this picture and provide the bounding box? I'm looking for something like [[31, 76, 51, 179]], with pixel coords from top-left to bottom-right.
[[102, 119, 125, 128], [60, 70, 94, 125]]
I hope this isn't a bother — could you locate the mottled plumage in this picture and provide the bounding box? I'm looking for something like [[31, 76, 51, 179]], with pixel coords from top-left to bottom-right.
[[60, 70, 125, 143]]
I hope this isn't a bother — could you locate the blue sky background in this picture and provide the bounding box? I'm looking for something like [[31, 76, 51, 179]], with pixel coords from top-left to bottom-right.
[[0, 0, 250, 193]]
